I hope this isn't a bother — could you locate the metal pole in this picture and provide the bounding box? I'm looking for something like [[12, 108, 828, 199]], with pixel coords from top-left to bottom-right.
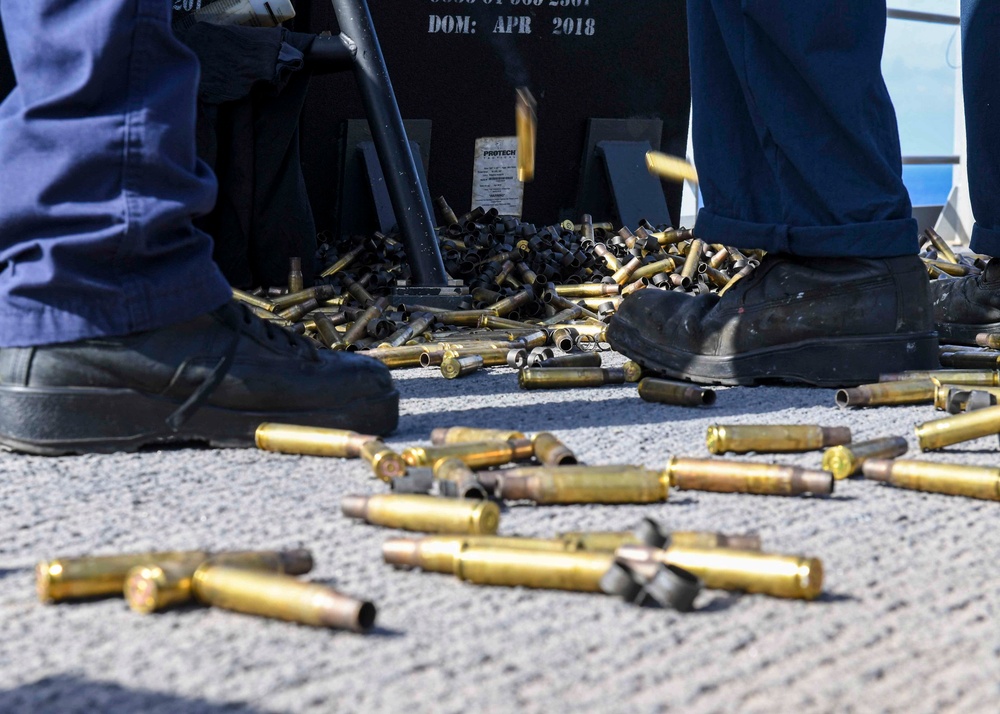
[[330, 0, 449, 285]]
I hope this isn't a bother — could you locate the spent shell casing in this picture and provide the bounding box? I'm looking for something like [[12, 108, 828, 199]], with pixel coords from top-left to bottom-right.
[[362, 344, 430, 370], [271, 285, 337, 311], [402, 440, 531, 469], [497, 465, 669, 504], [255, 423, 375, 458], [552, 283, 619, 298], [515, 87, 536, 183], [914, 403, 1000, 451], [975, 333, 1000, 350], [360, 440, 408, 482], [705, 424, 851, 454], [938, 351, 1000, 369], [430, 427, 527, 445], [518, 364, 641, 389], [665, 457, 834, 496], [507, 348, 528, 368], [193, 565, 376, 632], [616, 544, 823, 600], [880, 369, 1000, 386], [532, 432, 578, 466], [341, 494, 500, 534], [277, 297, 319, 323], [835, 379, 936, 408], [455, 547, 614, 593], [535, 352, 602, 369], [821, 436, 909, 480], [124, 549, 314, 614], [559, 529, 760, 553], [232, 288, 276, 312], [433, 458, 490, 499], [441, 355, 484, 379], [863, 459, 1000, 500], [37, 550, 211, 603], [638, 377, 716, 406], [314, 314, 345, 350], [287, 257, 304, 294], [382, 536, 566, 573]]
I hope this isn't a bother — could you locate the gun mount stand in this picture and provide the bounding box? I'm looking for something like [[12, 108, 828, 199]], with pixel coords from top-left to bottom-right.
[[322, 0, 451, 289]]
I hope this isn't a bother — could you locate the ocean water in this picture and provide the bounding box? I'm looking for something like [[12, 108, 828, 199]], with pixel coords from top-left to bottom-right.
[[903, 164, 954, 207]]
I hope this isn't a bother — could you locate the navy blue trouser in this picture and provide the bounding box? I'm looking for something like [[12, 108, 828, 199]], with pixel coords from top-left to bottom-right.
[[962, 0, 1000, 256], [0, 0, 231, 348], [688, 0, 918, 257]]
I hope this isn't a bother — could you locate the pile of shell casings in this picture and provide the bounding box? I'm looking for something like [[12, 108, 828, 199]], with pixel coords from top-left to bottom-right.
[[36, 547, 376, 632], [230, 204, 760, 371], [919, 226, 988, 280], [256, 423, 827, 605]]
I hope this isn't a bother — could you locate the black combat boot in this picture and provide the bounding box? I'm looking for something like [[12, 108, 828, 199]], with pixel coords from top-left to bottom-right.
[[607, 253, 937, 387], [0, 301, 398, 455], [930, 258, 1000, 345]]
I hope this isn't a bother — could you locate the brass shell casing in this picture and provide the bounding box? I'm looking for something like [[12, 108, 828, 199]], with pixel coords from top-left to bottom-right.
[[402, 440, 526, 470], [36, 550, 211, 603], [863, 459, 1000, 501], [361, 345, 430, 369], [497, 465, 669, 504], [552, 283, 619, 298], [124, 549, 317, 614], [666, 457, 834, 496], [382, 536, 566, 573], [835, 380, 936, 408], [455, 547, 614, 593], [532, 432, 578, 466], [617, 544, 823, 600], [914, 403, 1000, 451], [341, 494, 501, 534], [192, 565, 376, 632], [638, 378, 716, 406], [821, 437, 909, 480], [360, 440, 408, 482], [559, 531, 762, 553], [706, 424, 851, 454], [255, 423, 375, 458], [518, 364, 641, 390], [441, 355, 484, 379], [536, 353, 603, 369], [515, 87, 536, 183], [430, 426, 527, 445], [880, 370, 1000, 386]]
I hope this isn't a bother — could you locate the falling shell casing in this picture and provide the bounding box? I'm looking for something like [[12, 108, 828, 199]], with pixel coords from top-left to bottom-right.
[[616, 544, 823, 600], [402, 439, 533, 469], [455, 547, 615, 593], [515, 87, 536, 183], [532, 432, 578, 466], [638, 378, 716, 406], [124, 549, 314, 614], [665, 457, 834, 496], [706, 424, 851, 454], [441, 355, 484, 379], [835, 379, 936, 408], [821, 437, 909, 480], [255, 423, 376, 458], [862, 459, 1000, 500], [496, 465, 669, 504], [360, 440, 408, 482], [341, 494, 500, 534], [518, 364, 642, 390], [914, 403, 1000, 451], [430, 426, 527, 445], [192, 565, 376, 632]]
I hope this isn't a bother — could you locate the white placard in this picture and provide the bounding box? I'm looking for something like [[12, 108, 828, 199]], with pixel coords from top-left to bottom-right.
[[471, 137, 523, 217]]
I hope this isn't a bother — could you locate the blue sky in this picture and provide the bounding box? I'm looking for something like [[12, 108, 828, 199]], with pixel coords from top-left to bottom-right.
[[883, 1, 960, 156]]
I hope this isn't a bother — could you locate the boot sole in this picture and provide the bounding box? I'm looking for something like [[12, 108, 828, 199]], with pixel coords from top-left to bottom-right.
[[0, 385, 399, 456], [607, 321, 939, 388]]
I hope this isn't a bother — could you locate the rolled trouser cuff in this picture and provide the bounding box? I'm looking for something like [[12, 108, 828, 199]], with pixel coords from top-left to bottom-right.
[[969, 223, 1000, 258], [694, 209, 918, 258]]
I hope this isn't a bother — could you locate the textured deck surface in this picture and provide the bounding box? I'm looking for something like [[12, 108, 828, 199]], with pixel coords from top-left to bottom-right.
[[2, 356, 999, 713]]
